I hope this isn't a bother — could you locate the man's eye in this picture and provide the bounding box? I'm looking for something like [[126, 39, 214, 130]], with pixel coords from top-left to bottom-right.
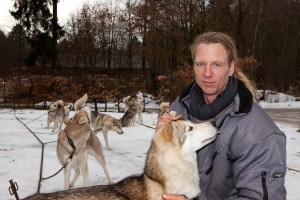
[[213, 63, 221, 68], [195, 62, 205, 67]]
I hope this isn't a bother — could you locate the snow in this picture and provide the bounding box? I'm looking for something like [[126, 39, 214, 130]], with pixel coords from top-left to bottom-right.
[[0, 99, 300, 199]]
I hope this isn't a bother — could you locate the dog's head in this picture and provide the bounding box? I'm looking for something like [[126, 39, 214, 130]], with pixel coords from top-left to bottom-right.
[[48, 102, 58, 112], [65, 94, 91, 126], [63, 103, 73, 116], [64, 109, 90, 126], [156, 111, 218, 155], [111, 118, 124, 134], [159, 102, 170, 115], [56, 100, 64, 108], [62, 107, 91, 147], [49, 99, 64, 112]]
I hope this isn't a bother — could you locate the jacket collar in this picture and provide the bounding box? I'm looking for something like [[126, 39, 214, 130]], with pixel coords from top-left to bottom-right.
[[179, 80, 253, 127]]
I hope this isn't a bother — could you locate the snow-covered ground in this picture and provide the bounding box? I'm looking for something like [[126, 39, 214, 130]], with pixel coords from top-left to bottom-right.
[[0, 99, 300, 199]]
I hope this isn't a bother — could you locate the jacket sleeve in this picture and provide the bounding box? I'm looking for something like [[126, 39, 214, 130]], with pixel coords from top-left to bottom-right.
[[230, 133, 286, 200]]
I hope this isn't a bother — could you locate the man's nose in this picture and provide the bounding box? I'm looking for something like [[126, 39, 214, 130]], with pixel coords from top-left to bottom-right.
[[203, 65, 212, 77]]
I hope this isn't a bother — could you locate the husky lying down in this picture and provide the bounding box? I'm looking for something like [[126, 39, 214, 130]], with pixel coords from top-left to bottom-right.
[[23, 111, 217, 200]]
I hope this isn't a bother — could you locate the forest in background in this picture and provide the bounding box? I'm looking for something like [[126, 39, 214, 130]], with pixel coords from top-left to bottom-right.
[[0, 0, 299, 107]]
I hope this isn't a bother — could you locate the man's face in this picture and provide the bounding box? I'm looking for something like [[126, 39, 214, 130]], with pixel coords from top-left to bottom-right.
[[193, 43, 234, 103]]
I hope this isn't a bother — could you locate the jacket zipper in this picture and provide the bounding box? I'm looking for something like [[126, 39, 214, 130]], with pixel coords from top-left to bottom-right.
[[205, 151, 219, 175], [262, 172, 268, 200]]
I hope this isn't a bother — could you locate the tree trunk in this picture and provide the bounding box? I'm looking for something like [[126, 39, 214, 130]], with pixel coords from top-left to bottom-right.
[[52, 0, 58, 75]]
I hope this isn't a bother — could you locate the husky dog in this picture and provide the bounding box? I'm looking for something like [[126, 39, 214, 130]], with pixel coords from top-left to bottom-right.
[[23, 111, 218, 200], [135, 96, 144, 123], [122, 95, 144, 126], [123, 95, 137, 112], [157, 102, 170, 120], [91, 111, 124, 150], [120, 104, 139, 127], [56, 94, 113, 190], [46, 100, 73, 132]]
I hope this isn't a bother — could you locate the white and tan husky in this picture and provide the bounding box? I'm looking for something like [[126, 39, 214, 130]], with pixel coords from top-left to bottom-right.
[[56, 94, 113, 190], [23, 111, 217, 200], [46, 100, 73, 132]]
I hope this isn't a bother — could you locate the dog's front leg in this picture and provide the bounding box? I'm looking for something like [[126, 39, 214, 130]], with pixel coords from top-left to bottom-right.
[[63, 166, 72, 190], [53, 117, 58, 132], [46, 117, 50, 128], [132, 115, 136, 125], [102, 131, 111, 150], [81, 161, 90, 187], [138, 112, 143, 123]]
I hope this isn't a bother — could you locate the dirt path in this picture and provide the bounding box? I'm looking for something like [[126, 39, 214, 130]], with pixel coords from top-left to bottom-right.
[[264, 108, 300, 127]]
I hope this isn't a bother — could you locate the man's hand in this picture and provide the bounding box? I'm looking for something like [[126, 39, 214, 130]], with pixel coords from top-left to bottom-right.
[[161, 194, 187, 200]]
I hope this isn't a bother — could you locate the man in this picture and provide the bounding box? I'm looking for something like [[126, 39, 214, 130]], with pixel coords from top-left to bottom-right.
[[162, 32, 286, 200]]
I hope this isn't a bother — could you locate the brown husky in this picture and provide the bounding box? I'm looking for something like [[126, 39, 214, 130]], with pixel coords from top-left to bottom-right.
[[23, 111, 217, 200]]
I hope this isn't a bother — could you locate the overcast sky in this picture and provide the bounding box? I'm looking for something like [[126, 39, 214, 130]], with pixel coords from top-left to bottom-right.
[[0, 0, 97, 35]]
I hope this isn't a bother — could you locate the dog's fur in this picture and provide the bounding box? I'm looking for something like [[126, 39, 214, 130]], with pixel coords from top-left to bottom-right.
[[23, 111, 218, 200], [91, 111, 124, 150], [123, 95, 143, 125], [56, 94, 113, 191], [46, 100, 73, 132], [121, 103, 139, 127], [157, 102, 170, 120], [135, 96, 143, 123]]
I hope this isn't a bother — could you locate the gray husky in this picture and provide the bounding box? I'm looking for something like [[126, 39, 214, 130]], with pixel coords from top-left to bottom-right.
[[91, 111, 124, 150]]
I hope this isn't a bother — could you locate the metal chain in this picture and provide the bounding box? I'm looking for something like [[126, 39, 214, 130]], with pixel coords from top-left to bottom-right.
[[25, 111, 49, 125], [13, 109, 68, 193], [42, 165, 65, 180], [287, 167, 300, 173], [137, 122, 155, 129]]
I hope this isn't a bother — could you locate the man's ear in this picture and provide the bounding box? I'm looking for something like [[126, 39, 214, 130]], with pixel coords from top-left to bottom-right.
[[229, 61, 235, 76]]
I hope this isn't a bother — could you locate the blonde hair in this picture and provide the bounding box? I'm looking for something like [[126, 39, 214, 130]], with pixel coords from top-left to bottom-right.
[[190, 32, 258, 102]]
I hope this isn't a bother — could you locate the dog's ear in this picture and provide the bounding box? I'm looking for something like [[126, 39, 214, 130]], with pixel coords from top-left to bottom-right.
[[64, 118, 72, 125], [171, 121, 187, 145], [78, 115, 89, 124], [160, 122, 173, 143]]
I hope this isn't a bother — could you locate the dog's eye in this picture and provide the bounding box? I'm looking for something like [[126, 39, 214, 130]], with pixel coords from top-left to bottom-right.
[[188, 126, 193, 131]]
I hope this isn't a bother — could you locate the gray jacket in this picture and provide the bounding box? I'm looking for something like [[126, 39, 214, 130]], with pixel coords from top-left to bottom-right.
[[170, 84, 286, 200]]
